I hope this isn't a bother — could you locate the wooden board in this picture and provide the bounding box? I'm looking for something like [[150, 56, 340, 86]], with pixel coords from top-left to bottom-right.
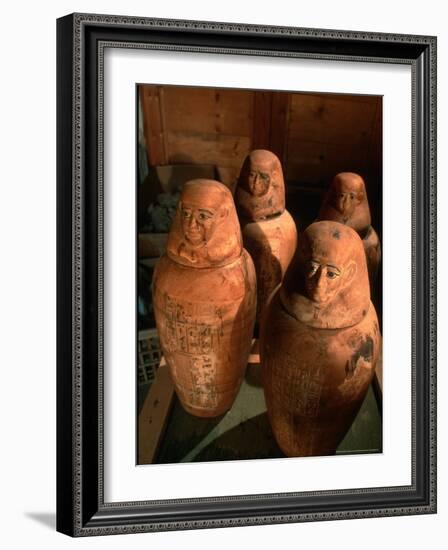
[[252, 91, 272, 150], [284, 93, 380, 185], [139, 86, 167, 166], [139, 85, 382, 192], [288, 93, 378, 146], [162, 86, 254, 137], [285, 139, 371, 185], [138, 362, 175, 464], [165, 132, 251, 172], [269, 92, 291, 162]]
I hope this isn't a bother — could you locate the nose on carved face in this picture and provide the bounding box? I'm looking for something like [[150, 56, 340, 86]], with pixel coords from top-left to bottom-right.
[[188, 214, 198, 228], [336, 193, 354, 215], [251, 173, 260, 186], [315, 268, 326, 286], [312, 269, 328, 294]]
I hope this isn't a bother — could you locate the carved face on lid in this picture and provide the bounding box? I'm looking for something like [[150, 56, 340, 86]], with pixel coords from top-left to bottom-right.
[[318, 172, 371, 234], [331, 174, 364, 219], [246, 155, 273, 197], [167, 179, 242, 268], [281, 221, 370, 329], [304, 256, 348, 306], [180, 197, 219, 246], [236, 150, 285, 221]]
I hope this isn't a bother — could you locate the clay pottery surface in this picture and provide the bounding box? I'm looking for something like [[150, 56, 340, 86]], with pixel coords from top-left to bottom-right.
[[317, 172, 381, 284], [236, 150, 298, 320], [241, 211, 297, 321], [153, 179, 257, 417], [260, 221, 381, 456]]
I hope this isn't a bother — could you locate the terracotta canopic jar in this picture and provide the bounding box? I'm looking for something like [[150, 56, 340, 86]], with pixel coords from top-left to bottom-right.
[[153, 179, 257, 417], [260, 221, 381, 456], [317, 172, 381, 284], [236, 150, 297, 321]]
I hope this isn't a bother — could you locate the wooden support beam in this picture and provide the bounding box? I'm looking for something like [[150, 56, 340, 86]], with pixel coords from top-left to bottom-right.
[[138, 362, 175, 464], [139, 85, 167, 166]]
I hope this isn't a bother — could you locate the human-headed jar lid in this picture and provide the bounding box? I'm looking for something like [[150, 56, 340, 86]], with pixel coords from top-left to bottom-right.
[[280, 221, 371, 329], [236, 149, 285, 222], [317, 172, 372, 236], [166, 179, 243, 268]]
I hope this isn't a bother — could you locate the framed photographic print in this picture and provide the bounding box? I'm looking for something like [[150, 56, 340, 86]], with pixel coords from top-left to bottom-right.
[[56, 13, 437, 536]]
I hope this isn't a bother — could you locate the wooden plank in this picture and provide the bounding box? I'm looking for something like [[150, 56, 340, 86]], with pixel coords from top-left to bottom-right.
[[166, 131, 251, 171], [285, 139, 370, 185], [252, 91, 272, 150], [367, 96, 383, 188], [291, 92, 381, 105], [162, 86, 254, 136], [157, 87, 169, 165], [288, 93, 378, 147], [139, 85, 167, 166], [138, 362, 175, 464], [269, 92, 291, 163]]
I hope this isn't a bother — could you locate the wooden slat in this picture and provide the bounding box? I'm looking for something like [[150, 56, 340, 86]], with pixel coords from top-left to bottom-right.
[[288, 93, 378, 146], [269, 92, 291, 164], [285, 139, 370, 185], [138, 362, 175, 464], [157, 87, 169, 164], [162, 87, 254, 136], [166, 132, 251, 170], [139, 85, 167, 166], [252, 91, 272, 150], [369, 97, 383, 165], [291, 92, 380, 105]]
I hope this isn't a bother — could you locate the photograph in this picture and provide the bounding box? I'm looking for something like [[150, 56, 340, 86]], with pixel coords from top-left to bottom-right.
[[136, 84, 383, 465]]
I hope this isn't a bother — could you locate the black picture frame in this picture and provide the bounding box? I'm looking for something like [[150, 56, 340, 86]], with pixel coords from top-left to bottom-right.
[[56, 13, 437, 536]]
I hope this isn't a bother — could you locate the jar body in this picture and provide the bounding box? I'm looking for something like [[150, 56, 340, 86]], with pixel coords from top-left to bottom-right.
[[242, 209, 297, 321], [260, 290, 381, 456], [153, 250, 256, 417]]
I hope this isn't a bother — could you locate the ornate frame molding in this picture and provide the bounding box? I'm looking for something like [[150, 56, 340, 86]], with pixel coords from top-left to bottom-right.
[[57, 13, 437, 536]]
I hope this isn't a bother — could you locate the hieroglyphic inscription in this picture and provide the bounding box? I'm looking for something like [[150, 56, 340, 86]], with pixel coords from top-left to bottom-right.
[[272, 352, 322, 418], [163, 294, 222, 354], [161, 293, 223, 408], [188, 355, 218, 408]]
